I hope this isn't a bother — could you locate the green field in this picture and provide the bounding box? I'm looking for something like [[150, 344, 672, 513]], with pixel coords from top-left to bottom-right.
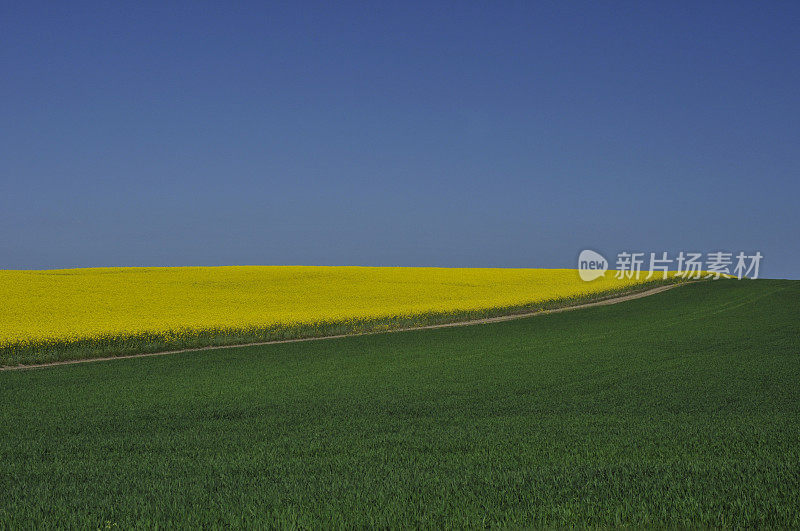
[[1, 280, 798, 527]]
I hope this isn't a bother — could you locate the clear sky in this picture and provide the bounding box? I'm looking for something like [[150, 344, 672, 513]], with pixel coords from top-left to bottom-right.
[[2, 2, 798, 278]]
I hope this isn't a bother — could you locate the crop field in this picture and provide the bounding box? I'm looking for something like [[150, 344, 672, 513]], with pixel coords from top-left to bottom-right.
[[0, 266, 670, 366], [0, 279, 797, 526]]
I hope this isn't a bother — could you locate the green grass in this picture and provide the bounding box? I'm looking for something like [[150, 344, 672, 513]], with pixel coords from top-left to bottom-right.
[[0, 279, 798, 527]]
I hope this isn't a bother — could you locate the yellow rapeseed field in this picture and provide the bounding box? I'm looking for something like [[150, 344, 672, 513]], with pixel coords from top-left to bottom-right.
[[0, 266, 669, 364]]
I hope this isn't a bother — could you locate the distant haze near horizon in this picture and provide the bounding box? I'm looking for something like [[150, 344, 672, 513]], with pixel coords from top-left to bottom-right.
[[2, 2, 798, 279]]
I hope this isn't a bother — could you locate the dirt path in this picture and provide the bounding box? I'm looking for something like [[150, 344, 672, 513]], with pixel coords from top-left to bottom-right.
[[2, 282, 688, 371]]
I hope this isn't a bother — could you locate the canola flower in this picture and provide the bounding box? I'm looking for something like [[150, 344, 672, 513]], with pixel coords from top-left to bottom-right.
[[0, 266, 675, 365]]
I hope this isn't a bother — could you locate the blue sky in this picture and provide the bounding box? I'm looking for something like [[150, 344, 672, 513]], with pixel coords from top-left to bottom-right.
[[2, 1, 798, 278]]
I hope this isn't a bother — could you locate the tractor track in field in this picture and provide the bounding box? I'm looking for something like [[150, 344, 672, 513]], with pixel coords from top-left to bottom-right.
[[2, 282, 692, 371]]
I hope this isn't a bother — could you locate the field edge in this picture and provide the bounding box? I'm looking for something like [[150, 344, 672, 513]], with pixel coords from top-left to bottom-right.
[[1, 278, 687, 367]]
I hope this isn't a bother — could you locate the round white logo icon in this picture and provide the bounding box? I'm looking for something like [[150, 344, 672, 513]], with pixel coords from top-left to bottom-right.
[[578, 250, 608, 281]]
